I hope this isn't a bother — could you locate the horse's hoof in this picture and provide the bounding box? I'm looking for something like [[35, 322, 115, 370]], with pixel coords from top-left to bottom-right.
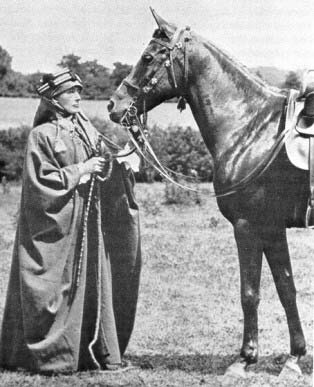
[[278, 355, 303, 381], [221, 360, 247, 386], [223, 358, 248, 379]]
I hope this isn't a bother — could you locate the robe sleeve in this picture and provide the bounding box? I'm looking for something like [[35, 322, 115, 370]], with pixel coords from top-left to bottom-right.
[[23, 127, 82, 239]]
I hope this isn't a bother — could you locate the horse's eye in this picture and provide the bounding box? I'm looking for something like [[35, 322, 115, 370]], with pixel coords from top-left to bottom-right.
[[142, 54, 153, 63]]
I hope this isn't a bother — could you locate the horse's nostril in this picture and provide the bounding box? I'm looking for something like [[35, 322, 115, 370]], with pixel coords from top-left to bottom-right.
[[107, 100, 115, 112]]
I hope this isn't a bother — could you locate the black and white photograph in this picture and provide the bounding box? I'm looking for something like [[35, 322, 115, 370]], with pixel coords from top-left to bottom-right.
[[0, 1, 313, 386]]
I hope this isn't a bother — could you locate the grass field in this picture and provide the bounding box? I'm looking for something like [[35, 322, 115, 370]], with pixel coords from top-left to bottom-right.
[[0, 183, 312, 386]]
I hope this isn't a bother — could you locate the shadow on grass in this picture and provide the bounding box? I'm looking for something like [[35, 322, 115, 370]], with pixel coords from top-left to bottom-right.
[[126, 352, 313, 376]]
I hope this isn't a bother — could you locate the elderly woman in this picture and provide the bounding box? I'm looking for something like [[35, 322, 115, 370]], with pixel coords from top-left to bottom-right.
[[0, 69, 141, 373]]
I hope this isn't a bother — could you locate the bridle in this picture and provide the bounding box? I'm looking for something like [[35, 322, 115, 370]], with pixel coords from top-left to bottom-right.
[[121, 25, 192, 116], [115, 26, 199, 191]]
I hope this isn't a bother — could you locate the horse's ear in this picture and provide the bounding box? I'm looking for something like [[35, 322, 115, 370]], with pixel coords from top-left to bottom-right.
[[150, 7, 177, 39]]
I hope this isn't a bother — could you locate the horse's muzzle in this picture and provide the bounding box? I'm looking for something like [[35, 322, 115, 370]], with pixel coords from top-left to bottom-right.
[[107, 99, 126, 123]]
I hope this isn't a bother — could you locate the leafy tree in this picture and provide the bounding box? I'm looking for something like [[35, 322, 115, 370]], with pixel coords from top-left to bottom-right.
[[282, 71, 301, 90], [25, 71, 45, 95], [58, 55, 112, 99], [80, 60, 111, 99], [0, 46, 12, 79], [0, 71, 30, 97], [110, 62, 132, 89], [58, 54, 81, 75], [0, 48, 132, 98]]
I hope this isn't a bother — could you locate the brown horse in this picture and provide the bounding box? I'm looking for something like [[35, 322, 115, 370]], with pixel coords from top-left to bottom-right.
[[108, 9, 309, 376]]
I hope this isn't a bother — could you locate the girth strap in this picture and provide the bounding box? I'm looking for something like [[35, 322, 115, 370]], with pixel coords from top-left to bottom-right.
[[309, 137, 314, 206], [306, 137, 314, 227]]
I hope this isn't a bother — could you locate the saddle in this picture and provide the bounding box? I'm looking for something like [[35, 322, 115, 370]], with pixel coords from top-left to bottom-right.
[[285, 70, 314, 227]]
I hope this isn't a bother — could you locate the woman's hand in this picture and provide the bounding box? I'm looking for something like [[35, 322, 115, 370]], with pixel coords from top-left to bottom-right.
[[78, 157, 106, 176]]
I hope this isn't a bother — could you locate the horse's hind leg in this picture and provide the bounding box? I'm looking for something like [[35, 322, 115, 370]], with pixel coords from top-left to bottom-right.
[[263, 227, 306, 358], [234, 219, 263, 364]]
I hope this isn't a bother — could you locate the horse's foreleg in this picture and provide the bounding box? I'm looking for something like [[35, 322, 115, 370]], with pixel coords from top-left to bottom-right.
[[234, 219, 263, 364], [263, 228, 306, 358]]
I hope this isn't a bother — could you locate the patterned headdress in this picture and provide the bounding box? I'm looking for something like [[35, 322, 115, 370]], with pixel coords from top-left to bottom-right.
[[36, 69, 83, 98]]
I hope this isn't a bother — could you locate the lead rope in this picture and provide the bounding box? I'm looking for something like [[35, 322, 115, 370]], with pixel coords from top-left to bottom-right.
[[88, 180, 102, 369], [70, 136, 113, 302], [69, 172, 96, 302]]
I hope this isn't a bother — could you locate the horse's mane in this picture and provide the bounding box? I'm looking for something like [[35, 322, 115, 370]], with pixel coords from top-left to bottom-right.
[[202, 37, 283, 98]]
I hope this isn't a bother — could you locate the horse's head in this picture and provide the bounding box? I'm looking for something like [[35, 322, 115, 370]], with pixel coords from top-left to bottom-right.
[[108, 8, 192, 123]]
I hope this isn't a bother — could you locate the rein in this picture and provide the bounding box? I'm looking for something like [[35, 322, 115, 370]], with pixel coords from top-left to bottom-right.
[[120, 103, 197, 192], [118, 26, 198, 192], [120, 100, 289, 198]]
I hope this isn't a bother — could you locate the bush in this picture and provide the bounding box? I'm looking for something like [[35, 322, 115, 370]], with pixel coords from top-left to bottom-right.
[[0, 126, 30, 180], [137, 125, 214, 183], [90, 117, 129, 147], [0, 120, 214, 183], [90, 119, 214, 183]]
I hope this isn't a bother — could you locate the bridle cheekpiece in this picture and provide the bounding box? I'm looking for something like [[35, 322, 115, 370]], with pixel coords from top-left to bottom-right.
[[121, 25, 192, 113], [118, 26, 197, 193]]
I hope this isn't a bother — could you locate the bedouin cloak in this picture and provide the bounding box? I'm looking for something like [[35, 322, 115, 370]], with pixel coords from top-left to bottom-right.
[[0, 103, 141, 373]]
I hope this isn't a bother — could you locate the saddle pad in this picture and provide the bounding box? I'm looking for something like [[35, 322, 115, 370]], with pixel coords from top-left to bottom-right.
[[285, 90, 309, 171]]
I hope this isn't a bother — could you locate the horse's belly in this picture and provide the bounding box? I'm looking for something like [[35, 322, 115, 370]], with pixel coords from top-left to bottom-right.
[[216, 164, 308, 229]]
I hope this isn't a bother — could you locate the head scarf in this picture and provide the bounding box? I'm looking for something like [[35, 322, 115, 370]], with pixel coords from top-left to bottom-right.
[[33, 69, 83, 127]]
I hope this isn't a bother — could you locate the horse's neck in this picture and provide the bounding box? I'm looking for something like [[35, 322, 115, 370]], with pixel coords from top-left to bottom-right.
[[186, 36, 286, 187]]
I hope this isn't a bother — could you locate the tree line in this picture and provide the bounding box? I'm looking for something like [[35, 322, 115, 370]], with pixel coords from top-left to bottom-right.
[[0, 46, 131, 99], [0, 44, 303, 100], [0, 43, 303, 183]]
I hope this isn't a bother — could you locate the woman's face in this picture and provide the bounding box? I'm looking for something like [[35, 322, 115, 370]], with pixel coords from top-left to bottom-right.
[[55, 86, 82, 114]]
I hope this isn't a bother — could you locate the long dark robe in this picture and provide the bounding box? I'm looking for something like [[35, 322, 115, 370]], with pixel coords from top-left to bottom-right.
[[0, 110, 141, 373]]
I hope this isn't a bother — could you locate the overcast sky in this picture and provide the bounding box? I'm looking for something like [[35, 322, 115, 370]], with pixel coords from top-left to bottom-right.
[[0, 0, 313, 74]]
